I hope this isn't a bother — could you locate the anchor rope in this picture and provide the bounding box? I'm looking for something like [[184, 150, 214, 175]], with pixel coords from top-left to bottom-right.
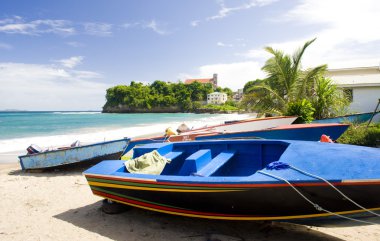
[[288, 165, 380, 218], [258, 170, 379, 225]]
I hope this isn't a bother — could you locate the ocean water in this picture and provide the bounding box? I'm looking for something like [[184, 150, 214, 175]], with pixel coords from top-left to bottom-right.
[[0, 111, 250, 161]]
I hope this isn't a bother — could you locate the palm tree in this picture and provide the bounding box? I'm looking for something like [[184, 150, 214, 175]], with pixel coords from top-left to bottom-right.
[[312, 77, 349, 119], [245, 38, 327, 114]]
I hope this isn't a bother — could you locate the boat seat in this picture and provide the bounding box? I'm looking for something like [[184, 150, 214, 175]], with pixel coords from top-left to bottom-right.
[[194, 151, 235, 177], [133, 143, 173, 157], [178, 149, 211, 176], [164, 151, 183, 160]]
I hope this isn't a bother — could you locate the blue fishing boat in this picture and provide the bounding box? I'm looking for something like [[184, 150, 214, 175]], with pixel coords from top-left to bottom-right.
[[19, 138, 130, 170], [312, 111, 379, 124], [191, 123, 349, 142], [84, 139, 380, 225], [119, 123, 349, 156]]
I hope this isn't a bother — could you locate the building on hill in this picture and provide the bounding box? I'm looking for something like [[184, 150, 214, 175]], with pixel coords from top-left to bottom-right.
[[233, 89, 244, 102], [207, 92, 227, 105], [185, 73, 218, 88], [326, 66, 380, 115]]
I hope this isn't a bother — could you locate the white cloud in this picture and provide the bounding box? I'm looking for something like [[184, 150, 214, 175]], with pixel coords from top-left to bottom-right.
[[0, 62, 109, 111], [0, 16, 75, 36], [83, 22, 112, 36], [242, 0, 380, 70], [0, 42, 12, 50], [191, 0, 277, 27], [217, 41, 233, 47], [55, 56, 84, 69], [207, 0, 278, 21], [183, 0, 380, 93], [66, 41, 83, 47], [179, 61, 265, 90], [122, 20, 171, 35], [144, 20, 170, 35], [190, 20, 200, 27], [122, 22, 140, 29], [239, 48, 270, 59]]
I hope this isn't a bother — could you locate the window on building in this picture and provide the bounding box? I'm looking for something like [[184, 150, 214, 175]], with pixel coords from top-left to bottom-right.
[[343, 88, 353, 102]]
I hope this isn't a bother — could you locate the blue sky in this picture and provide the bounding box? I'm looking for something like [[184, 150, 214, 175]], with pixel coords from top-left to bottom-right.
[[1, 0, 380, 110]]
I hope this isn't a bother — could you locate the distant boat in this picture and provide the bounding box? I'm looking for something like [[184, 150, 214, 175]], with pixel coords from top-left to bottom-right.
[[192, 123, 349, 142], [181, 116, 297, 134], [19, 138, 130, 170], [312, 111, 379, 124], [84, 139, 380, 225]]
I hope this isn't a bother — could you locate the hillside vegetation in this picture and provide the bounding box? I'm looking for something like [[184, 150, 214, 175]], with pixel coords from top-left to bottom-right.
[[103, 80, 236, 113]]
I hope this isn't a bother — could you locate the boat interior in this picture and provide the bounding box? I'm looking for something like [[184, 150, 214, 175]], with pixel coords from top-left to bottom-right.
[[128, 140, 290, 177]]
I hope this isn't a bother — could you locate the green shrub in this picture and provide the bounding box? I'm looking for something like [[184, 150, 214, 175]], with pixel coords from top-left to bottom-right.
[[338, 123, 380, 147], [285, 99, 315, 124], [197, 103, 240, 112]]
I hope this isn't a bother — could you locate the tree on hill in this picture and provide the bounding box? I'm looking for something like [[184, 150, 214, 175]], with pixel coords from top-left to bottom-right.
[[103, 80, 214, 112]]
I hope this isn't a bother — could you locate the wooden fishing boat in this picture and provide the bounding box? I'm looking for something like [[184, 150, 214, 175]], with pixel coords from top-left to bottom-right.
[[174, 123, 349, 142], [181, 116, 297, 134], [19, 138, 130, 170], [312, 111, 379, 124], [84, 139, 380, 224]]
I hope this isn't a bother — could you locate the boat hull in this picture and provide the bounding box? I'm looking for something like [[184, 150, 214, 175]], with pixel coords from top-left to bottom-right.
[[19, 138, 130, 170], [85, 169, 380, 221], [84, 139, 380, 224]]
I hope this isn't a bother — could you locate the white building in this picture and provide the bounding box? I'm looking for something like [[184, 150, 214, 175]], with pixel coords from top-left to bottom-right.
[[326, 66, 380, 114], [207, 92, 228, 104], [233, 89, 244, 102]]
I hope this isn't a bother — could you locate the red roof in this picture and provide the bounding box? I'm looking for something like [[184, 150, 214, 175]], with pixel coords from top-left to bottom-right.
[[184, 78, 213, 84]]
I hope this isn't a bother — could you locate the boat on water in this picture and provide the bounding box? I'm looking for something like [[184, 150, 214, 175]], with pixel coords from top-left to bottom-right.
[[312, 111, 379, 124], [171, 123, 349, 142], [19, 138, 130, 170], [84, 139, 380, 225]]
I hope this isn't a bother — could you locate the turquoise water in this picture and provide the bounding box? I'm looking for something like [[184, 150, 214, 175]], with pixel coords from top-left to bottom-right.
[[0, 111, 220, 140], [0, 111, 247, 154]]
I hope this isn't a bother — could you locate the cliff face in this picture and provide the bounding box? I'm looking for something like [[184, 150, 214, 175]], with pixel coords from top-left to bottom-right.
[[102, 105, 184, 113]]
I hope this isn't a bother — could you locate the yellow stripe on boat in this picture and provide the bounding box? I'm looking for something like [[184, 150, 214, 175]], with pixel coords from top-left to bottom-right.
[[88, 181, 240, 192]]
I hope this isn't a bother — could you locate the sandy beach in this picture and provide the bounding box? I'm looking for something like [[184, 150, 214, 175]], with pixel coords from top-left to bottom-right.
[[0, 162, 379, 241]]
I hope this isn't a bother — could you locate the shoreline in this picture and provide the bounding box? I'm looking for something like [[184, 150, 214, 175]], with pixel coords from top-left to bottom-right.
[[0, 112, 253, 163], [0, 162, 379, 240]]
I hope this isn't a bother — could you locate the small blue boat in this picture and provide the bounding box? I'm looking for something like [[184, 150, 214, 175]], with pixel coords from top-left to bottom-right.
[[312, 111, 379, 124], [194, 123, 349, 142], [84, 139, 380, 225], [19, 138, 130, 170]]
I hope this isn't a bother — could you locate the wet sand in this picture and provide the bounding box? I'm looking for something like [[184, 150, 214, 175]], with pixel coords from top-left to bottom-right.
[[0, 162, 379, 241]]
